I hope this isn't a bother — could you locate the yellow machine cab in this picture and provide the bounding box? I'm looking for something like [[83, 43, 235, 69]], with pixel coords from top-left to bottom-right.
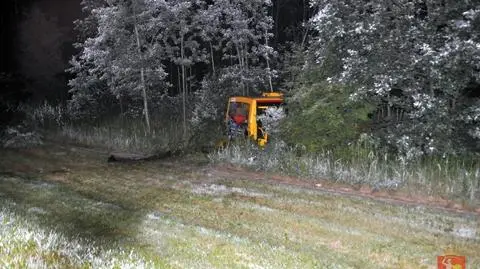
[[225, 91, 284, 146]]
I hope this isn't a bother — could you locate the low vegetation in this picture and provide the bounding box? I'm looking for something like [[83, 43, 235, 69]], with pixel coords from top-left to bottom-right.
[[0, 145, 479, 268], [16, 102, 186, 154], [210, 141, 480, 206], [0, 208, 153, 269]]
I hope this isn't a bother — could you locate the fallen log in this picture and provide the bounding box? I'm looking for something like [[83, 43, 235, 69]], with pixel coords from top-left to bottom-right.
[[107, 151, 172, 162]]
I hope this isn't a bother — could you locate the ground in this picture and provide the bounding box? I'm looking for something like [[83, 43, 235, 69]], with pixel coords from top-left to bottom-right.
[[0, 143, 478, 268]]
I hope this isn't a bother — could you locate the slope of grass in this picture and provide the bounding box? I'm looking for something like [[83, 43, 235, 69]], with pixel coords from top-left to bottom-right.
[[0, 144, 478, 268]]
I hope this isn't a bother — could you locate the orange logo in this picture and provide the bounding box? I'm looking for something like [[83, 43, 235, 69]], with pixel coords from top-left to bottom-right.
[[437, 255, 466, 269]]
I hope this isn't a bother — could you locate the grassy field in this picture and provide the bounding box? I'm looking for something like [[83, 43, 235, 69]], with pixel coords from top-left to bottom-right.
[[0, 143, 478, 268]]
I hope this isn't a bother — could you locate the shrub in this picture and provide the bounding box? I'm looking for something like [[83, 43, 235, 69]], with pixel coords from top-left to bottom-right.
[[282, 82, 374, 152], [1, 125, 43, 148]]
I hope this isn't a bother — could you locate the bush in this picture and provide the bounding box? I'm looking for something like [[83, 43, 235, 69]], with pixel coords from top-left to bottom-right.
[[189, 74, 249, 150], [282, 82, 373, 152], [1, 125, 43, 148]]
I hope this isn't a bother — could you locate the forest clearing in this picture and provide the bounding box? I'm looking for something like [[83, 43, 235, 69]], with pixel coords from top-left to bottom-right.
[[0, 143, 478, 268], [1, 0, 480, 268]]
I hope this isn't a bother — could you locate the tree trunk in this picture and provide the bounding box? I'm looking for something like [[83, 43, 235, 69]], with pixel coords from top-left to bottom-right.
[[108, 151, 172, 162], [235, 44, 245, 95], [300, 0, 309, 48], [139, 66, 150, 131], [387, 93, 391, 119], [181, 36, 187, 140], [243, 43, 249, 95], [188, 66, 192, 95], [177, 66, 181, 95], [133, 4, 151, 133], [209, 41, 215, 74], [265, 31, 273, 92]]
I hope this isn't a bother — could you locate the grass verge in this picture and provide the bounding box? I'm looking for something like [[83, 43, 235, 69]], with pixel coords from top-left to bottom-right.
[[209, 141, 480, 206]]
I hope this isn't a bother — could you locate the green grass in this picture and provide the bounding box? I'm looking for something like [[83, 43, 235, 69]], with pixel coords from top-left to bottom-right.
[[56, 118, 185, 154], [0, 144, 479, 268], [18, 102, 187, 154], [0, 207, 155, 269], [209, 141, 480, 206]]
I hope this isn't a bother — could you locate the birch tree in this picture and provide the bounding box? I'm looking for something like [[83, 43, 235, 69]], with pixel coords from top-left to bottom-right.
[[190, 0, 277, 142], [69, 0, 168, 128], [216, 0, 275, 95], [69, 0, 277, 140], [148, 0, 207, 138]]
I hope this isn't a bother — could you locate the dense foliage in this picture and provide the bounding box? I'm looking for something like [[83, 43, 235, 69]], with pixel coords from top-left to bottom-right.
[[283, 81, 373, 152], [282, 0, 480, 157], [65, 0, 480, 157], [69, 0, 275, 134]]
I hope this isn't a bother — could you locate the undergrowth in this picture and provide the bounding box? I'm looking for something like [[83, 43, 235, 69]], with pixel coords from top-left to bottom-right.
[[57, 120, 184, 154], [209, 140, 480, 204], [14, 102, 186, 154]]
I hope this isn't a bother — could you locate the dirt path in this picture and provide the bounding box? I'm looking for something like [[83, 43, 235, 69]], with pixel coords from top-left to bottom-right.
[[154, 160, 480, 216]]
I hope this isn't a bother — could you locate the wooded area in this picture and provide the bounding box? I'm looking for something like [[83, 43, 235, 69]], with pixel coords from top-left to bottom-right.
[[1, 0, 479, 158]]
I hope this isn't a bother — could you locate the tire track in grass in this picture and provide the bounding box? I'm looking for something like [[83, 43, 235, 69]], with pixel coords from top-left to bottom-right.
[[1, 145, 479, 268], [170, 175, 479, 268]]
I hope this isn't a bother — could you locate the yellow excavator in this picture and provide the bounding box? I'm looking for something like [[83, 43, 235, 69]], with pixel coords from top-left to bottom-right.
[[224, 92, 284, 147]]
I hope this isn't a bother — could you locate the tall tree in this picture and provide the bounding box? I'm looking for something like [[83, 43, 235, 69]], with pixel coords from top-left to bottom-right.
[[309, 0, 480, 156], [159, 0, 207, 138], [190, 0, 277, 141], [197, 3, 222, 75], [69, 0, 168, 127], [69, 0, 277, 139], [217, 0, 275, 95]]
